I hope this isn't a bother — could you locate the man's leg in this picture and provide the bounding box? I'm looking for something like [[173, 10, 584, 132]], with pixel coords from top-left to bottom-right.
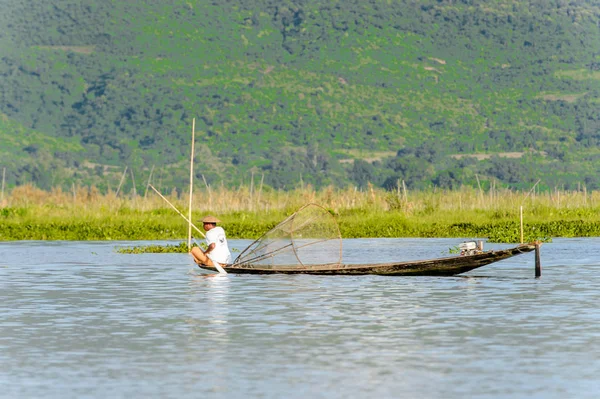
[[190, 247, 213, 266]]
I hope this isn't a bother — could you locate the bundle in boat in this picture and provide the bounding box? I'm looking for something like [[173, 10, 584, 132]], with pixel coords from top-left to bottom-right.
[[233, 203, 342, 269]]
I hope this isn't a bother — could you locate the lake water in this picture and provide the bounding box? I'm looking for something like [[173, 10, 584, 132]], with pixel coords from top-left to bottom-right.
[[1, 238, 599, 399]]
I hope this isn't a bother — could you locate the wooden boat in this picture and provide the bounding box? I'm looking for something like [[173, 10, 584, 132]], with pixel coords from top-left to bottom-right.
[[197, 242, 540, 276]]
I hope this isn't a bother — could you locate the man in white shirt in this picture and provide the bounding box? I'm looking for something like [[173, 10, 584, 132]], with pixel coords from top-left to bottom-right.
[[190, 215, 232, 267]]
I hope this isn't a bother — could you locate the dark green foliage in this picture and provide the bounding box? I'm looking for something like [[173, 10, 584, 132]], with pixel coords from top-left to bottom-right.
[[1, 0, 599, 191], [0, 207, 28, 218], [350, 160, 378, 189]]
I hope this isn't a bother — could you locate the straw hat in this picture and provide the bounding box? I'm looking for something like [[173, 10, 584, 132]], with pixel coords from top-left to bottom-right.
[[201, 215, 221, 224]]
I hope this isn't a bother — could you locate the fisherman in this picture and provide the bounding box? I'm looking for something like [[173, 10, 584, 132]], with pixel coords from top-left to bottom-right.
[[190, 215, 232, 267]]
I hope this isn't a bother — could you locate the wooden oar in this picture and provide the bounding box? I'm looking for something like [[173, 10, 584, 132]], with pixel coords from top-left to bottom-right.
[[149, 184, 205, 237]]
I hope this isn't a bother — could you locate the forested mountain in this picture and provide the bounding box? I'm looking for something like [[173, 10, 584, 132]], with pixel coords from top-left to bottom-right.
[[1, 0, 599, 193]]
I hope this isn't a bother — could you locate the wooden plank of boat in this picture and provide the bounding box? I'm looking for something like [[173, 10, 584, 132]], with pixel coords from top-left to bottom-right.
[[196, 243, 538, 276]]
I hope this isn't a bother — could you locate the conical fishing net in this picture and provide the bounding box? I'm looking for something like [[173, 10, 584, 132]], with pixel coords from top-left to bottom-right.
[[233, 203, 342, 268]]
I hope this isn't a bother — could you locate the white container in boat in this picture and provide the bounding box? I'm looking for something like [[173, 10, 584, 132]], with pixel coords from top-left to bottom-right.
[[459, 241, 477, 251]]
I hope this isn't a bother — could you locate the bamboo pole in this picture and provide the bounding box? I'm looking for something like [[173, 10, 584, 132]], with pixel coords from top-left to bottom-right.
[[115, 166, 128, 197], [250, 171, 254, 211], [130, 168, 137, 197], [489, 179, 494, 209], [143, 165, 155, 200], [475, 174, 483, 205], [522, 179, 541, 205], [202, 174, 212, 209], [535, 242, 542, 278], [188, 118, 195, 250], [520, 205, 524, 244], [1, 167, 5, 204], [257, 173, 264, 210]]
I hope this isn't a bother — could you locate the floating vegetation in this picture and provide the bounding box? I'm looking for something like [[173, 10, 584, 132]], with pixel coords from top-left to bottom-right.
[[116, 242, 196, 254], [116, 242, 241, 254]]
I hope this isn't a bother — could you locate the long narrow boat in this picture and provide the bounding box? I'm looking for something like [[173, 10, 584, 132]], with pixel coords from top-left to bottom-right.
[[197, 242, 539, 276]]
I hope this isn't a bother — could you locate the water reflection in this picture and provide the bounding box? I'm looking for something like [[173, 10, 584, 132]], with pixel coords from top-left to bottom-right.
[[183, 268, 232, 391], [188, 271, 231, 335]]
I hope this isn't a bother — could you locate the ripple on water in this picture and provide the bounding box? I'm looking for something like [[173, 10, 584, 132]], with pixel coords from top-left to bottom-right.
[[1, 238, 599, 398]]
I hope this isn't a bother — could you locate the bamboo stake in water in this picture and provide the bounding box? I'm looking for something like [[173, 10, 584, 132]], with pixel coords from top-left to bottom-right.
[[188, 118, 196, 250], [535, 242, 542, 278]]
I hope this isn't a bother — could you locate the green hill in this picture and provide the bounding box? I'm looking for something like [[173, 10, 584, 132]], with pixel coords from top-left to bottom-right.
[[0, 114, 84, 188], [0, 0, 599, 192]]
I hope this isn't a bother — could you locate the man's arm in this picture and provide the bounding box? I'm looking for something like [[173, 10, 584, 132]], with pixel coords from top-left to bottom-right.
[[204, 242, 216, 255]]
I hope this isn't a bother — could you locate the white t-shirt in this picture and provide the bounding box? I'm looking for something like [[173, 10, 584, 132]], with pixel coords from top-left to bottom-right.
[[205, 226, 232, 265]]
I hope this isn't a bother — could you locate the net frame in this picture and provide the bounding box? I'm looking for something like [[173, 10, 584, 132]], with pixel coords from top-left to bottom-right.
[[233, 203, 342, 268]]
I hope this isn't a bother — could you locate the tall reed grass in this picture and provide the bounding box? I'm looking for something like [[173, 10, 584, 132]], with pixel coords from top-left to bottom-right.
[[3, 183, 599, 218], [1, 183, 599, 241]]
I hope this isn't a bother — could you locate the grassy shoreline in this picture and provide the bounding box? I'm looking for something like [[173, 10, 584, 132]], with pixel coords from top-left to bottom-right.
[[1, 184, 600, 243]]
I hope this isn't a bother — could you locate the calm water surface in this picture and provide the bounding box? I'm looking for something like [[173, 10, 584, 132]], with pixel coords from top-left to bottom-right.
[[1, 238, 599, 399]]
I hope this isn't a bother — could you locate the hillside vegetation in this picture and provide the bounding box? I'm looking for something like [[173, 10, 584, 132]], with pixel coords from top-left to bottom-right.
[[0, 0, 599, 193]]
